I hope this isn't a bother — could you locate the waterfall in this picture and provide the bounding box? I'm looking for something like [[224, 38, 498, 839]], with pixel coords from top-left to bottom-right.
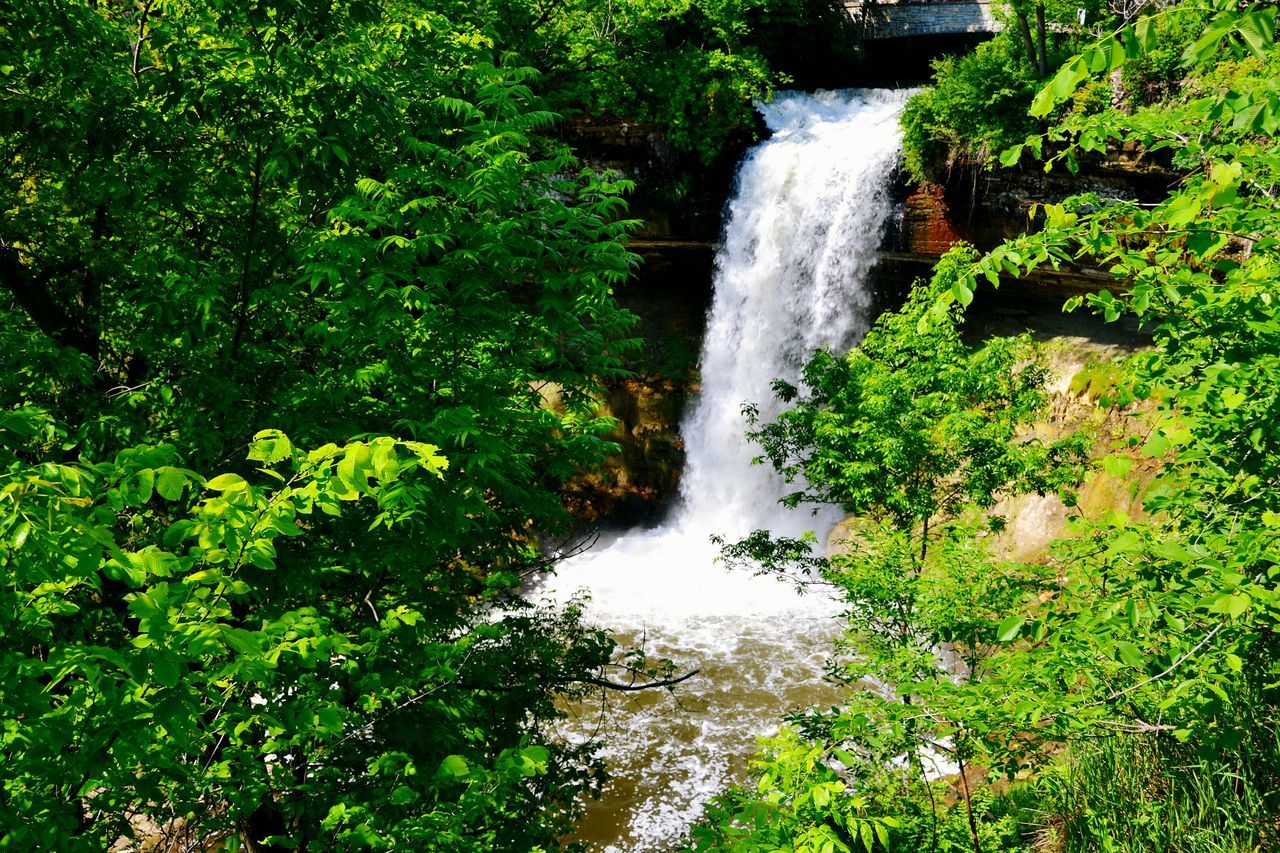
[[543, 89, 910, 851]]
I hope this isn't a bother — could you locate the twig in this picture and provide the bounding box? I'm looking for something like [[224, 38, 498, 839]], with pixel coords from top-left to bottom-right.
[[1042, 622, 1224, 724], [580, 668, 700, 692], [131, 0, 157, 80]]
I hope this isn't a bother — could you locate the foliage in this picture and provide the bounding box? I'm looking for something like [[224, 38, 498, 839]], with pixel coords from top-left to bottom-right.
[[901, 31, 1045, 181], [0, 0, 673, 847], [0, 411, 624, 850], [488, 0, 851, 160], [690, 728, 903, 853], [1036, 734, 1280, 851], [1118, 5, 1212, 107], [704, 2, 1280, 850], [920, 0, 1280, 760], [742, 248, 1089, 530], [900, 0, 1111, 184]]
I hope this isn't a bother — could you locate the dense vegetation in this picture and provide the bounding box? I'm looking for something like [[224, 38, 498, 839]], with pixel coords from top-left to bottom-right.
[[0, 0, 802, 848], [8, 0, 1280, 850], [696, 2, 1280, 851], [899, 0, 1211, 180]]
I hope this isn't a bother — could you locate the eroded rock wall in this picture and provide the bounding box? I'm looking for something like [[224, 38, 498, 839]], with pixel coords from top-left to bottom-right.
[[890, 151, 1176, 302]]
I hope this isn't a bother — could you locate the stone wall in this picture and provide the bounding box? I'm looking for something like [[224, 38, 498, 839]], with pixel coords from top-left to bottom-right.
[[846, 0, 1000, 39]]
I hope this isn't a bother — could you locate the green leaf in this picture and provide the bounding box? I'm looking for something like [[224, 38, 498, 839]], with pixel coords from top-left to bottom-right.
[[1102, 455, 1133, 478], [316, 707, 344, 734], [11, 520, 31, 550], [205, 473, 247, 491], [1031, 56, 1089, 119], [390, 785, 418, 805], [1237, 7, 1276, 58], [812, 784, 830, 807], [1135, 16, 1157, 52], [998, 145, 1024, 168], [522, 744, 550, 767], [153, 652, 181, 688], [996, 616, 1025, 643], [136, 468, 155, 503], [220, 627, 261, 654], [249, 430, 294, 464], [1117, 642, 1144, 670], [155, 467, 188, 501], [1227, 593, 1252, 618], [1184, 14, 1237, 66], [439, 754, 470, 779], [1143, 431, 1172, 458]]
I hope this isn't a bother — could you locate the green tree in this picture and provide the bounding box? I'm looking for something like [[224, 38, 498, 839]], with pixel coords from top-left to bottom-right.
[[742, 249, 1086, 535], [483, 0, 852, 160], [900, 33, 1045, 180], [901, 0, 1109, 179], [938, 0, 1280, 756], [0, 1, 665, 848]]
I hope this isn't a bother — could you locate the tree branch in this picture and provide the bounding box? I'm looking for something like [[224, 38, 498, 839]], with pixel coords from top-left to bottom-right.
[[580, 668, 700, 692], [131, 0, 158, 80], [0, 244, 100, 356], [1041, 623, 1225, 726]]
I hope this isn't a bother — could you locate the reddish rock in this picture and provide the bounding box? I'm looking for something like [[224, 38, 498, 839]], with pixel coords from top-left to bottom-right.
[[902, 182, 962, 256]]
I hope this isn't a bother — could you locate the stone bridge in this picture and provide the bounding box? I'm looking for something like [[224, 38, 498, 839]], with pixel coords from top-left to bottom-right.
[[844, 0, 1001, 39]]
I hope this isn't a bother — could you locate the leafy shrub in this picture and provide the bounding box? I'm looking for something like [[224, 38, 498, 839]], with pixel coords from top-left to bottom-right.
[[901, 32, 1044, 181], [1120, 5, 1212, 106]]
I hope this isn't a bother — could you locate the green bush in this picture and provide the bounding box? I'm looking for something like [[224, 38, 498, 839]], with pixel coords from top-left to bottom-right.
[[1120, 6, 1212, 107], [901, 32, 1043, 181]]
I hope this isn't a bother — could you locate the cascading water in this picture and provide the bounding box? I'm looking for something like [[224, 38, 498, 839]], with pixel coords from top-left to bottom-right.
[[543, 89, 910, 851]]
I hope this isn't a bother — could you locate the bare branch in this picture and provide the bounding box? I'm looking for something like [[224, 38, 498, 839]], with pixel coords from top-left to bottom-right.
[[131, 0, 158, 80], [580, 668, 701, 692]]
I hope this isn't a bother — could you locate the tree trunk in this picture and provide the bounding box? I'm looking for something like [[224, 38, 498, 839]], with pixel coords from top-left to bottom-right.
[[0, 247, 101, 357], [957, 750, 983, 853], [1035, 4, 1049, 79], [1015, 12, 1037, 73]]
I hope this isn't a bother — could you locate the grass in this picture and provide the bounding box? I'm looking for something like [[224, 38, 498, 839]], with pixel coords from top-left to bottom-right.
[[1000, 731, 1280, 852]]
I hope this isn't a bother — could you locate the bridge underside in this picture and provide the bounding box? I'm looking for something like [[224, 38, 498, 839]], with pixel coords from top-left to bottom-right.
[[845, 1, 1001, 39]]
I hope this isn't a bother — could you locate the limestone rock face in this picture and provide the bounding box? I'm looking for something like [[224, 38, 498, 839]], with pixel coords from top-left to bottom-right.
[[558, 237, 710, 522], [562, 115, 752, 247], [822, 305, 1154, 563], [887, 151, 1177, 302], [562, 377, 693, 522], [973, 305, 1156, 563]]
